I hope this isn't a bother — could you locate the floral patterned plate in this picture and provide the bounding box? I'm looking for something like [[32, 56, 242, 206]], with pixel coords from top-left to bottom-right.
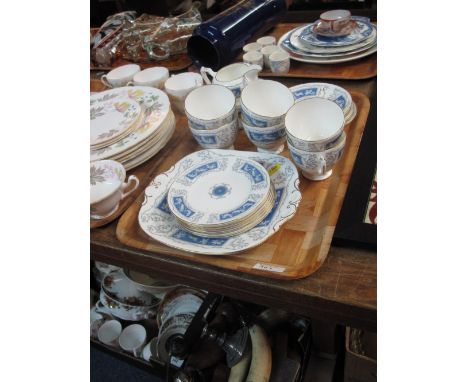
[[90, 86, 170, 161], [90, 98, 141, 147], [138, 149, 301, 255]]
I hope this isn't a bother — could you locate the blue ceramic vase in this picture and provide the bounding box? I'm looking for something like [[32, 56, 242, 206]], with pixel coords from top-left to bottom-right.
[[187, 0, 287, 70]]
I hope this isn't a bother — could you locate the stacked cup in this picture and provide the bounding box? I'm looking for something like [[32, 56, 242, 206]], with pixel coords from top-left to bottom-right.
[[285, 98, 347, 181], [240, 79, 294, 154], [184, 84, 238, 149]]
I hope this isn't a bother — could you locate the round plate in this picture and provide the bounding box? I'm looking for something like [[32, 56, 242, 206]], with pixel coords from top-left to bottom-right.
[[90, 86, 170, 161], [90, 98, 140, 147], [138, 149, 301, 256], [167, 156, 271, 226], [300, 18, 375, 47]]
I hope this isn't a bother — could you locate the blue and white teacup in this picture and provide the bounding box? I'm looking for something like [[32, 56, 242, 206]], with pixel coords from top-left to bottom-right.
[[269, 51, 290, 74], [189, 118, 238, 149], [185, 84, 236, 130], [288, 132, 346, 181], [241, 117, 286, 154], [285, 97, 345, 151], [240, 79, 295, 127]]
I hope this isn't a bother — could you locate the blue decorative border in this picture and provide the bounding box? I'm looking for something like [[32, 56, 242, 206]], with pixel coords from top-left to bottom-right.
[[171, 230, 229, 246], [257, 188, 284, 227], [240, 162, 265, 184], [172, 196, 195, 218], [246, 129, 285, 143], [219, 200, 256, 221], [157, 196, 171, 214], [185, 161, 219, 180]]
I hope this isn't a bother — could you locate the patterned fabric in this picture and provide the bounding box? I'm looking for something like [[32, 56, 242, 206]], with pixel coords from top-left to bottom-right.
[[364, 170, 377, 225]]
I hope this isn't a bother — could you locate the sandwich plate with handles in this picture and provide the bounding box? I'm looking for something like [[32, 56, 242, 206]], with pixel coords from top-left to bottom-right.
[[138, 149, 301, 255]]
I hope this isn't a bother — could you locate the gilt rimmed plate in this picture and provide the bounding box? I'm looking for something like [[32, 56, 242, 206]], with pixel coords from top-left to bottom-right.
[[138, 149, 301, 255], [90, 86, 170, 161], [90, 98, 141, 147], [300, 17, 375, 48], [167, 156, 271, 226]]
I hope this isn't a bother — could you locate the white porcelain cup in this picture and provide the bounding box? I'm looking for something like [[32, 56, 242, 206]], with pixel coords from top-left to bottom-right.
[[98, 320, 122, 348], [260, 45, 281, 69], [243, 42, 262, 53], [101, 64, 141, 88], [243, 51, 263, 69], [257, 36, 276, 47], [90, 160, 140, 220], [128, 67, 169, 89], [269, 51, 290, 74], [185, 84, 236, 130], [164, 72, 203, 114], [119, 324, 147, 357]]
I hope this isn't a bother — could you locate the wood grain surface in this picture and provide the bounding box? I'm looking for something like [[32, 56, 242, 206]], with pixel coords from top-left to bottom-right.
[[114, 92, 370, 280], [245, 23, 377, 80], [90, 28, 192, 72]]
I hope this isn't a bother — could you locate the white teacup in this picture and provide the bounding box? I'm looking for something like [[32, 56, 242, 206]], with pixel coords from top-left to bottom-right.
[[285, 98, 345, 151], [260, 45, 281, 69], [269, 51, 290, 74], [243, 42, 262, 53], [164, 72, 203, 114], [189, 118, 238, 149], [97, 320, 122, 348], [90, 160, 139, 219], [240, 79, 295, 127], [243, 51, 263, 69], [101, 64, 141, 88], [128, 67, 169, 89], [119, 324, 147, 357], [185, 84, 236, 130]]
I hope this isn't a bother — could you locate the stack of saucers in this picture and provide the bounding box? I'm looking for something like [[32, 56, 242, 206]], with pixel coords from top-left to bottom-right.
[[166, 155, 275, 237], [278, 12, 377, 64], [240, 80, 294, 154], [90, 86, 175, 170], [289, 82, 357, 124], [286, 97, 347, 181]]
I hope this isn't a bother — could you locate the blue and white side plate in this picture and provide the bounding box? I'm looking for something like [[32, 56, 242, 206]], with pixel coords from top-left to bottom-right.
[[138, 149, 301, 255], [299, 17, 376, 48], [167, 156, 270, 226]]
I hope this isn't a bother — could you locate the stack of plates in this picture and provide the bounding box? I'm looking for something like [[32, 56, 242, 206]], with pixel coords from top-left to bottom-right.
[[167, 156, 276, 237], [90, 86, 175, 170], [289, 82, 356, 124], [278, 16, 377, 64], [138, 149, 302, 255]]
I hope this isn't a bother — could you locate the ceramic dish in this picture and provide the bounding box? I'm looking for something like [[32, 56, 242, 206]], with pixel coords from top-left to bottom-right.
[[138, 149, 301, 255], [90, 98, 141, 147], [123, 269, 176, 299], [289, 82, 355, 124], [90, 87, 170, 161], [167, 156, 271, 226], [300, 17, 374, 48]]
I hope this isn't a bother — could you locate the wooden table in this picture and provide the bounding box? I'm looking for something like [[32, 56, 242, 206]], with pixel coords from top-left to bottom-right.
[[91, 76, 377, 332]]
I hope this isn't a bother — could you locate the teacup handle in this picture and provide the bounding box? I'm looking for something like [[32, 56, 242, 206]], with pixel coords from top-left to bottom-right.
[[242, 66, 262, 86], [126, 81, 135, 86], [121, 175, 140, 199], [101, 74, 112, 88], [318, 155, 327, 175], [200, 67, 217, 84]]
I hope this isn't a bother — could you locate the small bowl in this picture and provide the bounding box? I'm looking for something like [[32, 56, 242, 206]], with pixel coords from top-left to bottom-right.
[[129, 66, 169, 88], [123, 269, 176, 299], [189, 118, 238, 149], [241, 117, 286, 154], [101, 64, 141, 88], [241, 80, 294, 127], [285, 98, 344, 151], [185, 84, 236, 130], [317, 9, 352, 35], [288, 132, 346, 181]]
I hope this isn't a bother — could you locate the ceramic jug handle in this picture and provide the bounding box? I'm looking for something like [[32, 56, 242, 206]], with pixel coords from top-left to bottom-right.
[[126, 81, 134, 86], [121, 175, 140, 199], [101, 75, 112, 88], [200, 67, 216, 84]]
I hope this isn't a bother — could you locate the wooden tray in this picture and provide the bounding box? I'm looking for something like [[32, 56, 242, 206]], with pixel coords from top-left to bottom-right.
[[243, 23, 377, 80], [115, 91, 370, 280], [90, 79, 179, 229], [90, 28, 192, 72]]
